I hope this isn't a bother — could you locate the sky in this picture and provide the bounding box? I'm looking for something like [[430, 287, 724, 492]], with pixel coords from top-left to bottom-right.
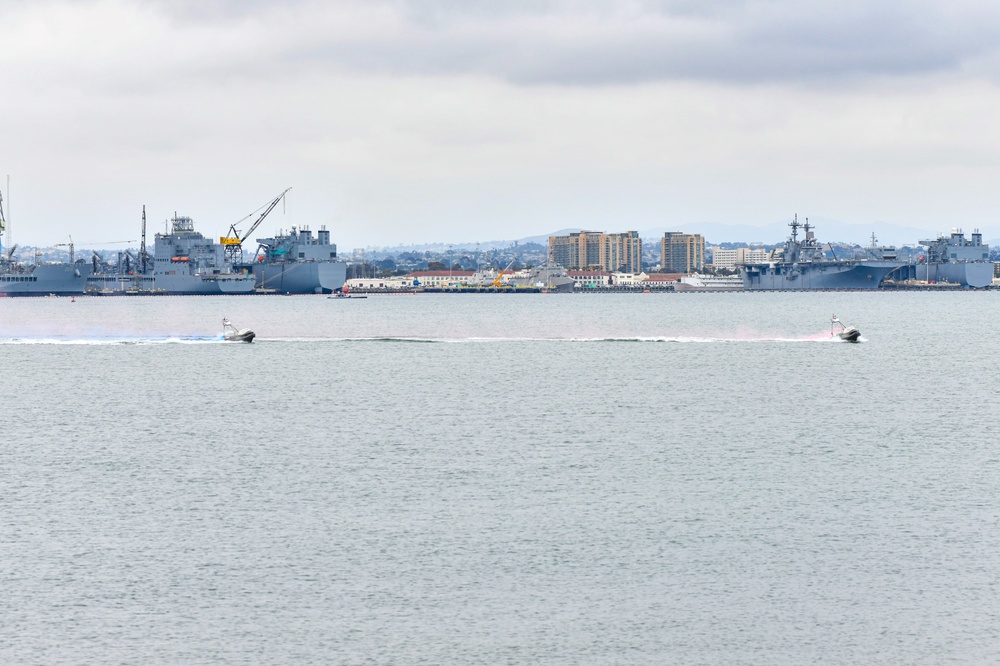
[[5, 0, 1000, 250]]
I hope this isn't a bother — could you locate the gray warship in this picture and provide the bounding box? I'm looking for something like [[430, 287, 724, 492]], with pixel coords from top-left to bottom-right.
[[0, 192, 92, 296], [239, 225, 348, 294], [508, 260, 575, 292], [87, 213, 255, 295], [740, 217, 905, 290], [894, 229, 992, 288]]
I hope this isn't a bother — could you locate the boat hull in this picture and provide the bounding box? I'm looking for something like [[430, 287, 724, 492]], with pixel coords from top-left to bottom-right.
[[741, 262, 902, 290], [87, 273, 255, 295], [917, 262, 993, 289], [1, 263, 92, 296], [252, 261, 348, 294]]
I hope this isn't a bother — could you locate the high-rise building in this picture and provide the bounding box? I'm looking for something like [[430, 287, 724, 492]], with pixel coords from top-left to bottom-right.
[[549, 231, 642, 272], [661, 232, 705, 273]]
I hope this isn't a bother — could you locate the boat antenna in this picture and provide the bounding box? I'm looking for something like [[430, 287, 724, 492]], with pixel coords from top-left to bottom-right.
[[827, 242, 838, 261]]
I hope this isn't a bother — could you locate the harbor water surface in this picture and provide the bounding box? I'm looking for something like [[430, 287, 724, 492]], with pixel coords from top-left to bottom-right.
[[1, 292, 999, 664]]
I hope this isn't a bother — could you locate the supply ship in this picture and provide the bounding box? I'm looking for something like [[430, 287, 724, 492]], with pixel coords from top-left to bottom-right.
[[87, 213, 255, 295], [890, 229, 993, 288], [238, 225, 347, 294], [740, 217, 904, 290], [0, 192, 92, 296], [87, 188, 346, 295]]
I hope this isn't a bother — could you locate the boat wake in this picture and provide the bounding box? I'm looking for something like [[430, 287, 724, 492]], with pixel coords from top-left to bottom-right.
[[0, 335, 229, 345], [0, 331, 863, 345], [261, 332, 854, 344]]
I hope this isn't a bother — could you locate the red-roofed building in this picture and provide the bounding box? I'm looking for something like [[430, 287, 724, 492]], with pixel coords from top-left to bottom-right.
[[643, 273, 684, 285]]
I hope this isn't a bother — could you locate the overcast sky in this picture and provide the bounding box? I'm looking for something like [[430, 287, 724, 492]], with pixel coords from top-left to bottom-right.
[[5, 0, 1000, 249]]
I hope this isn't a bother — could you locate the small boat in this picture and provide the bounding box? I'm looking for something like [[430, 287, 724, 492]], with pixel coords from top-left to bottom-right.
[[831, 315, 860, 343], [222, 318, 255, 343], [329, 288, 366, 299]]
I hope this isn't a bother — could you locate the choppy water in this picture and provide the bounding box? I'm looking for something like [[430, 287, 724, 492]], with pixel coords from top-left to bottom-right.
[[2, 292, 999, 664]]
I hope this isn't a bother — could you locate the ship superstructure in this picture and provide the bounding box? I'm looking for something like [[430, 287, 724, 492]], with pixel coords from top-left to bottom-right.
[[150, 215, 256, 294], [740, 217, 904, 290], [911, 230, 992, 288]]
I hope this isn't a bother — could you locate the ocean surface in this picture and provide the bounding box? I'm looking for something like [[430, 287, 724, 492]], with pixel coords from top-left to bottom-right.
[[1, 292, 998, 664]]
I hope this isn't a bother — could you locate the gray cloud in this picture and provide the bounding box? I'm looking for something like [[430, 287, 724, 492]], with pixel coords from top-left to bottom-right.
[[140, 0, 1000, 85]]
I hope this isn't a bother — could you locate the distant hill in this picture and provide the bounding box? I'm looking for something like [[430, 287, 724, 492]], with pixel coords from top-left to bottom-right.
[[364, 221, 1000, 255]]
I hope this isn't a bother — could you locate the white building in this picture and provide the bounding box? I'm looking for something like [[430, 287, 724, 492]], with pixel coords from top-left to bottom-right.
[[709, 247, 770, 270]]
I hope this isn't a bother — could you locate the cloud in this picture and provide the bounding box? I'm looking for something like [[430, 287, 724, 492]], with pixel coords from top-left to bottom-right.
[[129, 0, 1000, 86], [4, 0, 1000, 248]]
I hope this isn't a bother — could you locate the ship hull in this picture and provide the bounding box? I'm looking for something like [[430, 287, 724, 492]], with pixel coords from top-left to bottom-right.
[[87, 273, 255, 295], [917, 262, 993, 288], [252, 261, 347, 294], [741, 262, 902, 290], [1, 263, 92, 296]]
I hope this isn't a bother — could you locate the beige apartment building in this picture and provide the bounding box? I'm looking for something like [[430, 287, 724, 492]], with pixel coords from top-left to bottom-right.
[[549, 231, 642, 272], [661, 232, 705, 273]]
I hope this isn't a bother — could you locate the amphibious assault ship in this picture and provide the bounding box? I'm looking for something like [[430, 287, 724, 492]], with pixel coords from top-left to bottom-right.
[[0, 192, 92, 296], [740, 217, 904, 290]]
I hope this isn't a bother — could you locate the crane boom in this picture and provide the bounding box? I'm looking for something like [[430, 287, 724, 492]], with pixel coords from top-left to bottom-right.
[[221, 188, 292, 264]]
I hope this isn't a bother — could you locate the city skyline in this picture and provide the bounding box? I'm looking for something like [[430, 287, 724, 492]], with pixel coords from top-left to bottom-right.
[[6, 1, 1000, 249]]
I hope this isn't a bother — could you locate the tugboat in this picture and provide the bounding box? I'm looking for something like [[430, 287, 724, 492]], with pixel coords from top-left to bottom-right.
[[222, 318, 255, 343], [831, 315, 860, 343]]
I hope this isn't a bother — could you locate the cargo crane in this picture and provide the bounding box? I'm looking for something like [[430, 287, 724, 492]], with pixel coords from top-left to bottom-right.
[[81, 240, 137, 272], [220, 188, 291, 264], [54, 236, 75, 263], [492, 258, 516, 288]]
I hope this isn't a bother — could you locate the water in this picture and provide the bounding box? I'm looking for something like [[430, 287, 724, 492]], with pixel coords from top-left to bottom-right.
[[1, 292, 999, 664]]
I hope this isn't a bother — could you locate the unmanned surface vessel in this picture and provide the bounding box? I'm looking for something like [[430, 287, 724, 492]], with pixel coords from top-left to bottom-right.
[[222, 318, 255, 343], [831, 315, 860, 343]]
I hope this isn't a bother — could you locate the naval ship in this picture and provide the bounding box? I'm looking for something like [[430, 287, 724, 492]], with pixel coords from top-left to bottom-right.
[[88, 214, 255, 295], [508, 261, 576, 292], [900, 229, 993, 288], [740, 217, 905, 290], [238, 225, 347, 294], [0, 192, 92, 296]]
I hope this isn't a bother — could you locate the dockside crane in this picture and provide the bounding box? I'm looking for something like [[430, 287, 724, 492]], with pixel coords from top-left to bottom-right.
[[220, 188, 292, 264], [54, 236, 75, 263], [492, 258, 516, 288]]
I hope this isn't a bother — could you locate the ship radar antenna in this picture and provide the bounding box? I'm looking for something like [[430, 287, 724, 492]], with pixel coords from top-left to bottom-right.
[[789, 214, 799, 242]]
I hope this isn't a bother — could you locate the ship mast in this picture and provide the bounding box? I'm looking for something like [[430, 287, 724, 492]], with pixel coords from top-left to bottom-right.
[[140, 205, 148, 273]]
